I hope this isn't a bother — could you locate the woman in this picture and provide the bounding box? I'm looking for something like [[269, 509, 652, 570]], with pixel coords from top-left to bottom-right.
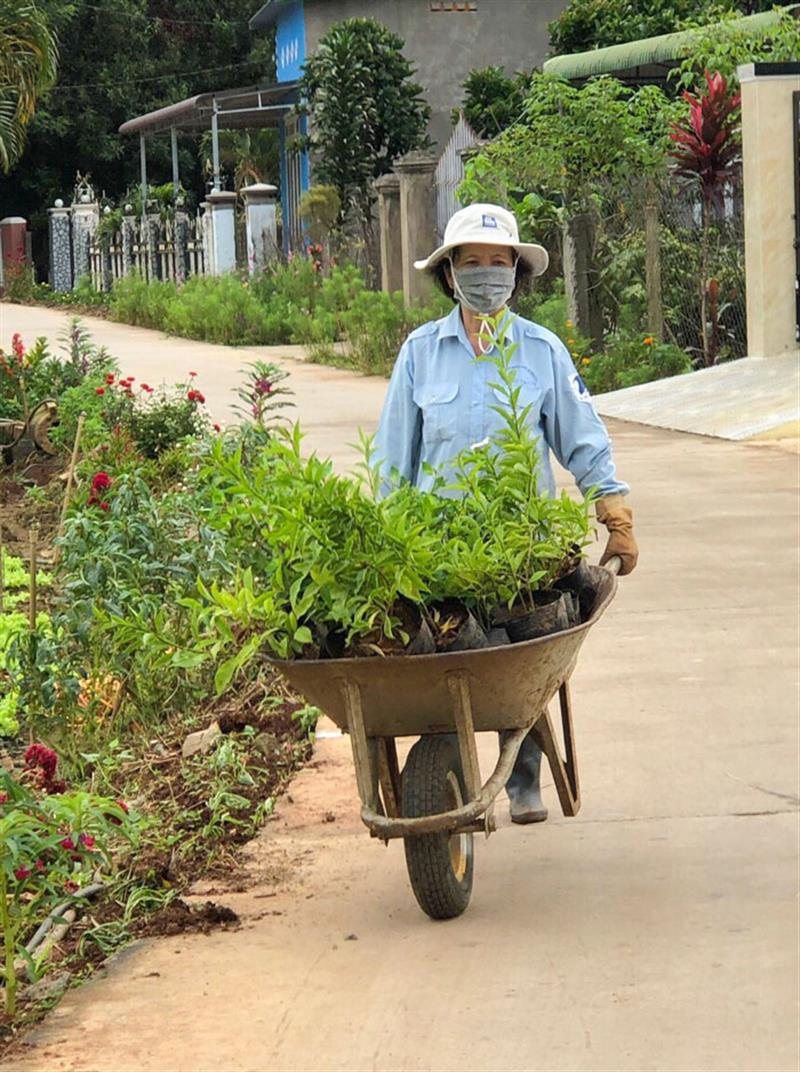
[[374, 203, 638, 824]]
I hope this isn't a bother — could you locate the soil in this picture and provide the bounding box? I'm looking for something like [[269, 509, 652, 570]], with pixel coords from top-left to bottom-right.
[[0, 452, 65, 557]]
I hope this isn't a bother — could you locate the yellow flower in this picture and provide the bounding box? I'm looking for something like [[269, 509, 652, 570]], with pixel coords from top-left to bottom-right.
[[582, 357, 591, 366], [565, 319, 574, 328], [643, 335, 654, 345], [567, 337, 575, 345]]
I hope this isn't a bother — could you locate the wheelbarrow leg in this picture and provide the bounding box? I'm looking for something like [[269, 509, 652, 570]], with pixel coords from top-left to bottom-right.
[[446, 672, 481, 801], [530, 682, 581, 817], [339, 679, 378, 812]]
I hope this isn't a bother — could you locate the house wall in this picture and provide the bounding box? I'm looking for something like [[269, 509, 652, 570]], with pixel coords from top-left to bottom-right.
[[303, 0, 568, 150]]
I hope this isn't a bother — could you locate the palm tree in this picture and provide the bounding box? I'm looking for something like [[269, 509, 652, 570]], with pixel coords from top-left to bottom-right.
[[0, 1, 58, 173]]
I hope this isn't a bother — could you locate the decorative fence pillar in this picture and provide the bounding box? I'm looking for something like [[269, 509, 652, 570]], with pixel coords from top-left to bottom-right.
[[145, 214, 160, 281], [121, 206, 135, 277], [241, 183, 278, 273], [174, 210, 188, 284], [205, 190, 237, 275], [394, 152, 437, 306], [374, 173, 403, 295], [70, 184, 99, 289], [48, 200, 72, 292]]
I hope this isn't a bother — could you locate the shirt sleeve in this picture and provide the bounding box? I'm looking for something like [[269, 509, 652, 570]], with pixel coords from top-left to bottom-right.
[[373, 339, 422, 495], [541, 339, 630, 499]]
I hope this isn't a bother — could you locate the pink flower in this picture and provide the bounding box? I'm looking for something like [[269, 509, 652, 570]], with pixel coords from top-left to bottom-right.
[[0, 792, 8, 804], [24, 743, 58, 781], [99, 501, 109, 511], [91, 471, 112, 493], [14, 867, 30, 881], [64, 880, 79, 894], [189, 371, 197, 378], [35, 859, 45, 873], [60, 837, 76, 851], [79, 834, 96, 850], [11, 333, 25, 360]]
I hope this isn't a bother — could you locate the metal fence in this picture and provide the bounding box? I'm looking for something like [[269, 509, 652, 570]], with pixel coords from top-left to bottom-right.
[[89, 212, 206, 291], [434, 113, 480, 241], [594, 169, 747, 365]]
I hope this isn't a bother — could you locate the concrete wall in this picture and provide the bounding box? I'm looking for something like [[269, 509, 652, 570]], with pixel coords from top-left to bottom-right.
[[739, 63, 800, 359], [303, 0, 568, 150]]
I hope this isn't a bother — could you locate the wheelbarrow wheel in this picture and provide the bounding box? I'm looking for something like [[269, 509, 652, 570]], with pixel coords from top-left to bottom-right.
[[402, 734, 474, 920]]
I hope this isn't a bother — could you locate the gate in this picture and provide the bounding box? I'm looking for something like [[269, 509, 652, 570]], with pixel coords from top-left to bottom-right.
[[434, 113, 479, 240]]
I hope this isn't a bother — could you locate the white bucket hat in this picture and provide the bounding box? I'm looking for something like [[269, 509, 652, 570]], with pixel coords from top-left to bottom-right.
[[414, 202, 549, 276]]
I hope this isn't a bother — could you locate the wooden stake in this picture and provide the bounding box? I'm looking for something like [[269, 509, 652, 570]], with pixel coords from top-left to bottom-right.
[[53, 411, 86, 568], [29, 525, 38, 629], [0, 530, 5, 616]]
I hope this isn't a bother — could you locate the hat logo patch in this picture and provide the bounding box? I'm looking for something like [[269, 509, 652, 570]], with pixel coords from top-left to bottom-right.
[[481, 214, 498, 228]]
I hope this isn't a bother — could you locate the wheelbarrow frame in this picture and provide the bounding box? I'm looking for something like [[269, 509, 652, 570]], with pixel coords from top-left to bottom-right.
[[272, 562, 619, 842]]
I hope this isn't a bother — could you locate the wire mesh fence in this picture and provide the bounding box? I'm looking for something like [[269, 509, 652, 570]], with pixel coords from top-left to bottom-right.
[[594, 168, 747, 365]]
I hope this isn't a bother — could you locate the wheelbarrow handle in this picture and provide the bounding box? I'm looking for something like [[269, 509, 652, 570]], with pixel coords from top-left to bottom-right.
[[604, 555, 623, 576]]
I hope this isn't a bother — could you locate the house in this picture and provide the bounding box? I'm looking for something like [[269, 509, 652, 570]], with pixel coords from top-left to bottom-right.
[[121, 0, 567, 251]]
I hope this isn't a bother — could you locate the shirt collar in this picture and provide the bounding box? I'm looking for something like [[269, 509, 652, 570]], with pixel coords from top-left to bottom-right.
[[437, 303, 463, 340]]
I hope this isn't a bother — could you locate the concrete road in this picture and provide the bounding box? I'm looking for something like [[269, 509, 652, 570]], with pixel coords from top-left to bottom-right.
[[1, 303, 387, 469], [3, 304, 799, 1072]]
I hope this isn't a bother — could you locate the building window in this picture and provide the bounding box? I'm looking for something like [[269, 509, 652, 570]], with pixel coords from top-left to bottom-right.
[[430, 2, 477, 10]]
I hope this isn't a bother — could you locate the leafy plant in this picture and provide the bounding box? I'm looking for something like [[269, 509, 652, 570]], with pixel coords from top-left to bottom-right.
[[669, 70, 741, 366], [578, 332, 693, 394], [232, 361, 293, 429], [457, 66, 531, 137], [0, 0, 58, 172], [0, 747, 135, 1015]]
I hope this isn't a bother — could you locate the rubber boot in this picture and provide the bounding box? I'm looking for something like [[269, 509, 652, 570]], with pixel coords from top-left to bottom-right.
[[501, 731, 548, 824]]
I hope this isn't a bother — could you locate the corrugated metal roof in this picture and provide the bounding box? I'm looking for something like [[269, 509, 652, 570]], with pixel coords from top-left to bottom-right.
[[119, 82, 299, 136], [542, 6, 798, 80]]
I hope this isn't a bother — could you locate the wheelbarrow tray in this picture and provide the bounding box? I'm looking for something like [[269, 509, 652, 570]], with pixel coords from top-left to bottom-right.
[[273, 565, 616, 738]]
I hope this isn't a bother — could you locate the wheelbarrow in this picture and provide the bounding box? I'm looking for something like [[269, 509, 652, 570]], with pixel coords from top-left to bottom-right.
[[271, 560, 619, 919]]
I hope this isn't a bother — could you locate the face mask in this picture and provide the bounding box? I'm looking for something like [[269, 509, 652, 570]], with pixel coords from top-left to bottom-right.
[[450, 261, 516, 353], [450, 263, 516, 317]]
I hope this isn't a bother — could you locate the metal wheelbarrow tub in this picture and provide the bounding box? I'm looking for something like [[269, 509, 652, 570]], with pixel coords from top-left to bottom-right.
[[273, 565, 616, 738]]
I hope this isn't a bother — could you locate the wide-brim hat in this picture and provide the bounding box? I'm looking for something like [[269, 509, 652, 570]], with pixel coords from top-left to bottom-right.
[[414, 202, 549, 276]]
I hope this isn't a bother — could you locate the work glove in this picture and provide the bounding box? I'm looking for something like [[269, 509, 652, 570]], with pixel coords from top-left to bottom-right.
[[596, 494, 638, 576]]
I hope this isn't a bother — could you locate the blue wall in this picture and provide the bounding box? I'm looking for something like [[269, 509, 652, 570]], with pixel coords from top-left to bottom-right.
[[275, 1, 306, 83]]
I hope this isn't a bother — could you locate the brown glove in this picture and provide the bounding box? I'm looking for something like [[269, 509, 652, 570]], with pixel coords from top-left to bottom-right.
[[596, 494, 638, 576]]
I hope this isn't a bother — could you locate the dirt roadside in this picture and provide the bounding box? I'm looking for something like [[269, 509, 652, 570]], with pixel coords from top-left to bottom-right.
[[2, 419, 798, 1072]]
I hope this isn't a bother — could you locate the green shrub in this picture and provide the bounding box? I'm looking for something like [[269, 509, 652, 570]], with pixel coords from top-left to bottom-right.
[[161, 274, 271, 345], [339, 289, 451, 376], [580, 333, 692, 394], [109, 274, 177, 331]]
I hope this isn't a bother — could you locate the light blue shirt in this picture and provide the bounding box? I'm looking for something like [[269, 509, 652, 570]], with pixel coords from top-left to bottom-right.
[[374, 304, 629, 499]]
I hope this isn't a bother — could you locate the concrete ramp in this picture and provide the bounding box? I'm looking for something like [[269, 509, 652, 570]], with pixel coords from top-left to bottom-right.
[[595, 352, 800, 440]]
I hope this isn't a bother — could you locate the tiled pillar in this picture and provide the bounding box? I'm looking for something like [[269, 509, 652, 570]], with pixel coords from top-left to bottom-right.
[[241, 183, 279, 272], [48, 201, 72, 291]]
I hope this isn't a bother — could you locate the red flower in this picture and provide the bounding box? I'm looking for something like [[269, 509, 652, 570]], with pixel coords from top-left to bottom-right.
[[99, 501, 110, 511], [0, 792, 8, 804], [95, 387, 105, 396], [91, 472, 111, 492], [60, 837, 76, 851], [35, 859, 45, 872], [64, 880, 79, 894], [117, 799, 129, 814], [187, 389, 198, 402], [213, 423, 221, 433], [79, 833, 96, 850], [189, 370, 197, 378], [141, 383, 152, 392], [14, 867, 30, 881], [196, 392, 205, 404], [24, 744, 58, 781], [105, 373, 115, 385]]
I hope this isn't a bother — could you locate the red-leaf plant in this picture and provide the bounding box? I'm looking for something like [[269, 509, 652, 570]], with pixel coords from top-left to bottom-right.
[[669, 70, 741, 366]]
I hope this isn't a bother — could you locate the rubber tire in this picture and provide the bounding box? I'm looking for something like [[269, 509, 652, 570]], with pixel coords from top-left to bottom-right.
[[402, 734, 474, 920]]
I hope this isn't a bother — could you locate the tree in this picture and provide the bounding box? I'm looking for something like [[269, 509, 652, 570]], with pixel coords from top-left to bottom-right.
[[297, 17, 430, 267], [458, 66, 531, 138], [669, 70, 741, 365], [459, 73, 682, 346], [547, 0, 777, 56], [0, 0, 274, 271], [0, 1, 58, 172]]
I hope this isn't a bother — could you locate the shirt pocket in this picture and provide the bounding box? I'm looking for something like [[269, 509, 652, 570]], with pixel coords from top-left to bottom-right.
[[413, 381, 460, 444], [492, 366, 543, 424]]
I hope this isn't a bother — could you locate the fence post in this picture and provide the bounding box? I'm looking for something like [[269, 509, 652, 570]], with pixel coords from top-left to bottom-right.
[[644, 182, 664, 342], [241, 183, 279, 273], [48, 200, 72, 292], [205, 190, 237, 275], [121, 205, 135, 278], [562, 211, 602, 350], [374, 173, 403, 295], [395, 152, 437, 306], [70, 182, 99, 290]]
